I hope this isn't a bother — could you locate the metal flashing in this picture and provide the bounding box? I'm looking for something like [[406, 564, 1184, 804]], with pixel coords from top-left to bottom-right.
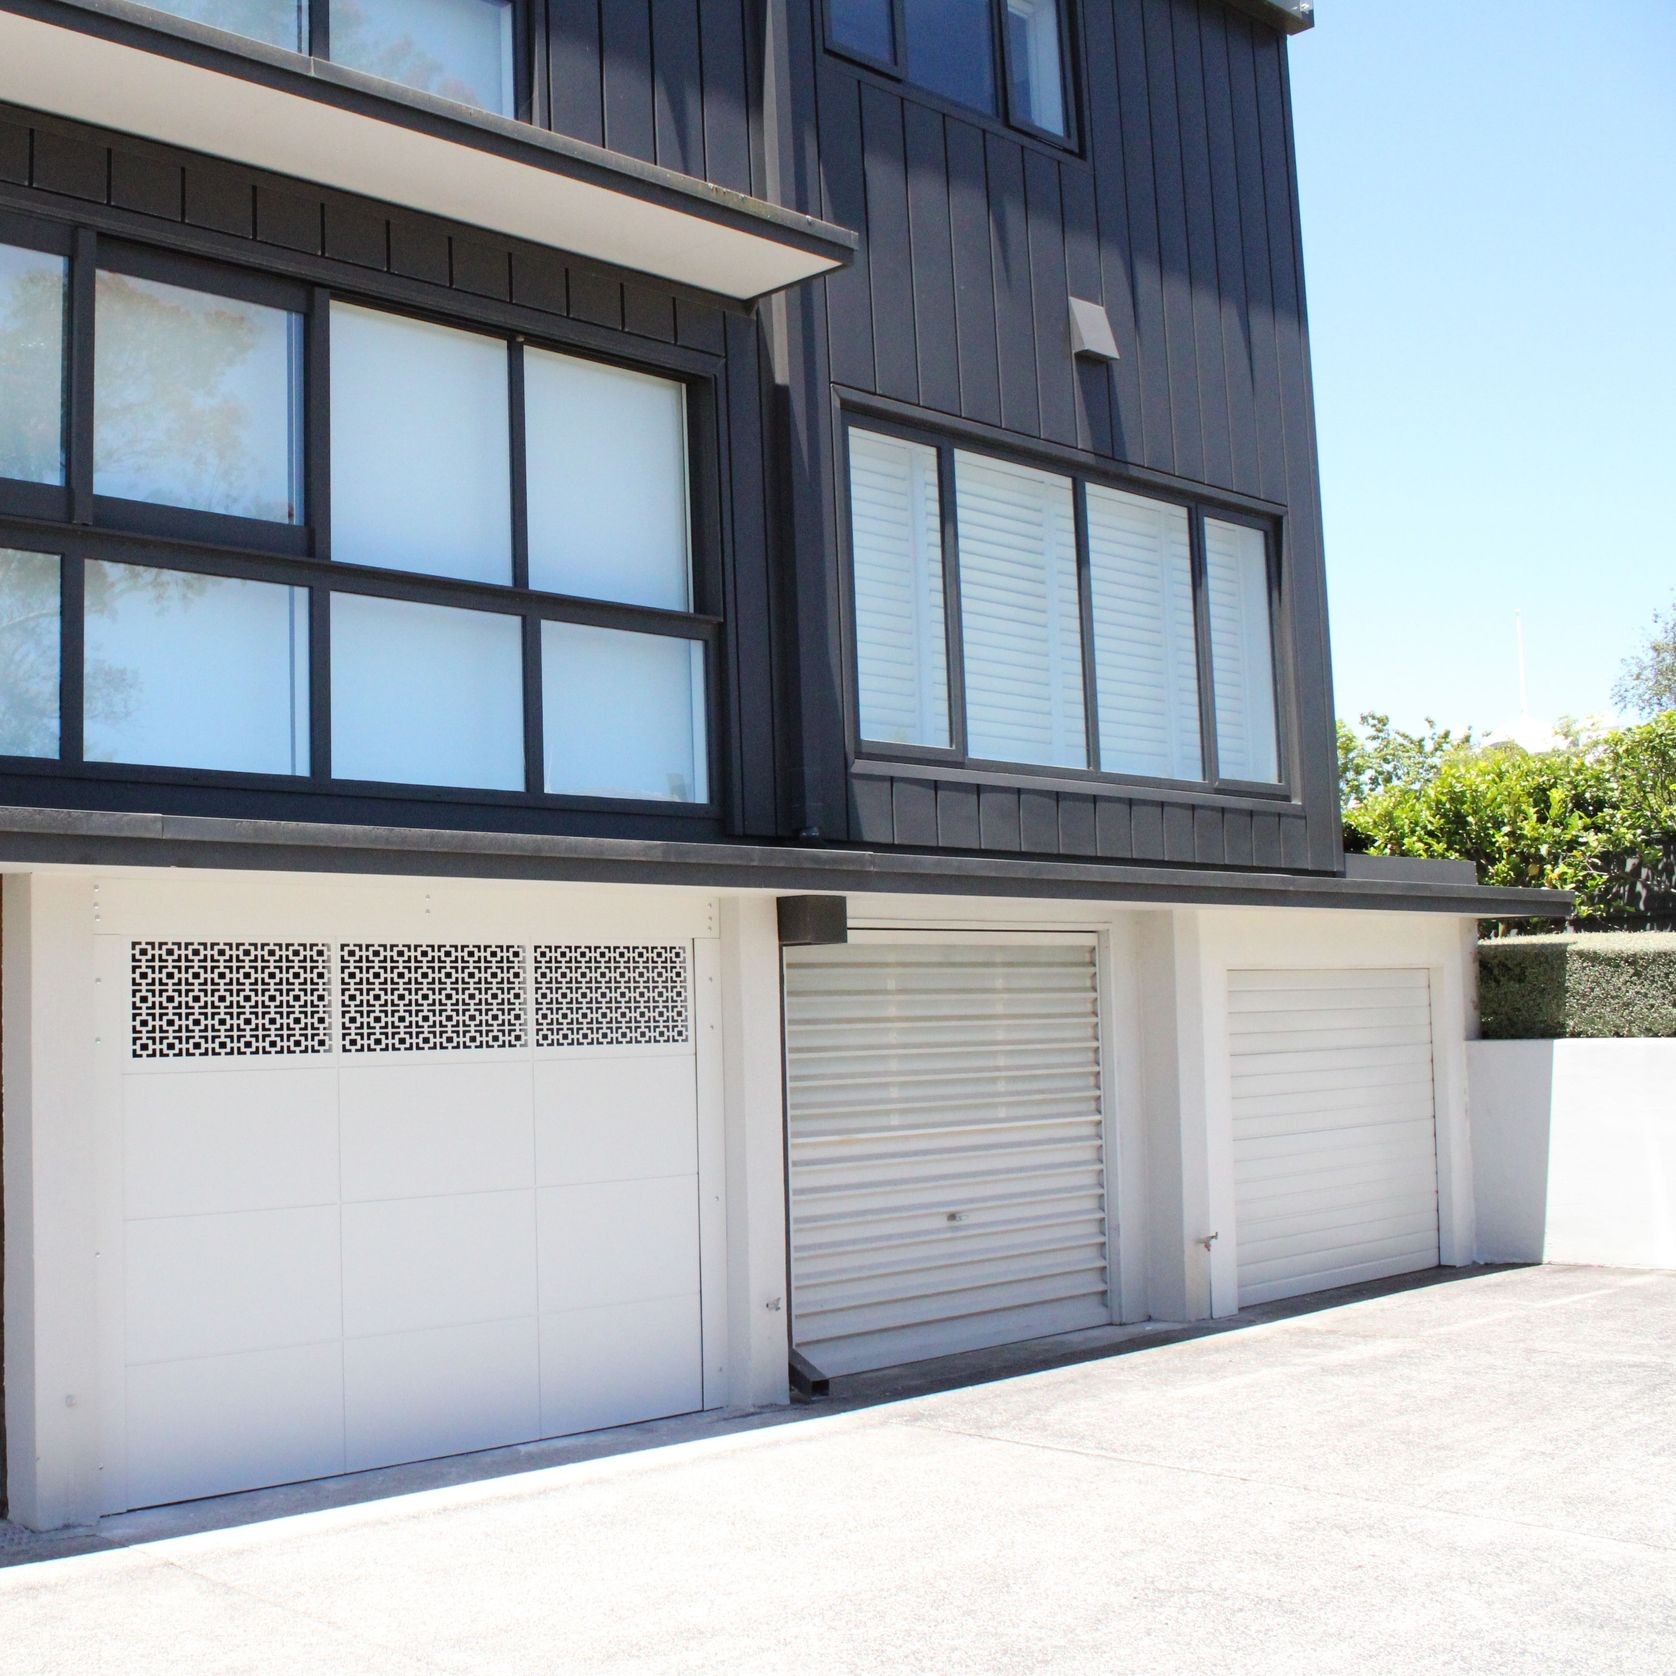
[[0, 806, 1570, 919]]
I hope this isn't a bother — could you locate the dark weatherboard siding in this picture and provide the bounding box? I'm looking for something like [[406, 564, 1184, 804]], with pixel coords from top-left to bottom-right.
[[775, 0, 1339, 872]]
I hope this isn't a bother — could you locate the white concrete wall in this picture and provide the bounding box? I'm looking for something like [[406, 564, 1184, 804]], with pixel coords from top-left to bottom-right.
[[1470, 1040, 1676, 1270]]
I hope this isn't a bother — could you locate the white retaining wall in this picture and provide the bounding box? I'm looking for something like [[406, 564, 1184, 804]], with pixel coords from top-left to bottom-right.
[[1469, 1040, 1676, 1270]]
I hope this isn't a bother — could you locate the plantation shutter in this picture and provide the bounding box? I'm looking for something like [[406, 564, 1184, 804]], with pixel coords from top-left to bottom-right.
[[847, 429, 950, 749], [1085, 485, 1204, 780], [955, 451, 1086, 769], [1206, 518, 1280, 783], [784, 938, 1112, 1376]]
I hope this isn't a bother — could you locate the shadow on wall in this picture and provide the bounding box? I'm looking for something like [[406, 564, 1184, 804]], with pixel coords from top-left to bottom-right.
[[1469, 1040, 1676, 1270]]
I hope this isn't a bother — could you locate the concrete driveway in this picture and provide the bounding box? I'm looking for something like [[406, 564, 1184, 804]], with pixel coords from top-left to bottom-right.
[[3, 1264, 1673, 1674]]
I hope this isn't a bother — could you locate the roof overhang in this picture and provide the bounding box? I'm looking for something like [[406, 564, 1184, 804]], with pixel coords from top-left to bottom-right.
[[1223, 0, 1314, 34], [0, 806, 1571, 919], [0, 0, 856, 302]]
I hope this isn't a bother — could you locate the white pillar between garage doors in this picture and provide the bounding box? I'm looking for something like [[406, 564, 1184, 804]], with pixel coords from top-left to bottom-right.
[[716, 896, 791, 1411], [3, 872, 103, 1531]]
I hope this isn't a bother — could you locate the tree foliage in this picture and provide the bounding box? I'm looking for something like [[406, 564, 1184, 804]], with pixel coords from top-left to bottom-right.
[[1614, 594, 1676, 720], [1337, 712, 1474, 807], [1342, 712, 1676, 921]]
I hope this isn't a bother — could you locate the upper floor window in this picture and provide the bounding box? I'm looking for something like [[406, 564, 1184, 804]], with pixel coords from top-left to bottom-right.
[[843, 422, 1284, 790], [0, 219, 712, 810], [134, 0, 518, 118], [827, 0, 1072, 142]]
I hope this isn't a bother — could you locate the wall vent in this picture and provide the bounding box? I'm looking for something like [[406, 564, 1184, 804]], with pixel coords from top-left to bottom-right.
[[130, 941, 331, 1060], [340, 943, 526, 1053], [534, 945, 690, 1047]]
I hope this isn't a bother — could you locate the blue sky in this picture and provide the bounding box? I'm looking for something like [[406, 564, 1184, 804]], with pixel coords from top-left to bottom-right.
[[1288, 2, 1676, 735]]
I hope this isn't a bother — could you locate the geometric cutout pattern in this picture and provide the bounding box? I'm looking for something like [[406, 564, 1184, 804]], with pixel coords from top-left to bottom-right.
[[130, 941, 331, 1060], [534, 945, 690, 1047], [340, 943, 526, 1054]]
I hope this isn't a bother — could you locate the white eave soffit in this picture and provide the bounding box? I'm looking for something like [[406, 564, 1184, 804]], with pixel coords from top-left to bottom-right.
[[0, 1, 858, 303], [1222, 0, 1314, 34]]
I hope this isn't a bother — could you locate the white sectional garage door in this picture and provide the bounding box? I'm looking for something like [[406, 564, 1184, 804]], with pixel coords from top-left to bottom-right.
[[784, 937, 1112, 1377], [1229, 968, 1441, 1307], [108, 933, 706, 1511]]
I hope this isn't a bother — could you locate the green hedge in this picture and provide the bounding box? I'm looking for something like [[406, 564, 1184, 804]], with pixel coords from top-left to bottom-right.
[[1478, 933, 1676, 1039]]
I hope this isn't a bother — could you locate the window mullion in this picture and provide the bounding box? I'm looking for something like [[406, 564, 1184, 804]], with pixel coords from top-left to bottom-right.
[[1189, 504, 1221, 786], [60, 551, 85, 766], [1074, 479, 1100, 775], [522, 612, 543, 797], [939, 440, 969, 759], [509, 340, 530, 591], [306, 286, 332, 562], [309, 0, 328, 57], [309, 581, 331, 781], [67, 227, 96, 528]]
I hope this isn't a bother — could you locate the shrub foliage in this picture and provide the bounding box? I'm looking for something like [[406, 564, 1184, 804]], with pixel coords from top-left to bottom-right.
[[1342, 712, 1676, 923], [1478, 933, 1676, 1039]]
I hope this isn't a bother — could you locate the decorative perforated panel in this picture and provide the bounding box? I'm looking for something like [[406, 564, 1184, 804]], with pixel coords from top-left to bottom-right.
[[340, 943, 526, 1053], [535, 945, 690, 1048], [131, 941, 331, 1060]]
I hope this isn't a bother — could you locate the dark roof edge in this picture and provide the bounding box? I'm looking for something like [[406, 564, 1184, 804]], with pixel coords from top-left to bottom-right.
[[0, 807, 1569, 919], [1222, 0, 1315, 35]]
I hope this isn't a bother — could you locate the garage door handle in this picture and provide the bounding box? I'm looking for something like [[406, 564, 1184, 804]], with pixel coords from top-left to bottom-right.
[[947, 1211, 968, 1223]]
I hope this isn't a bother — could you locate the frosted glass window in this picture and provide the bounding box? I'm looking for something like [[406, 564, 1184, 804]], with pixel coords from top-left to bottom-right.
[[95, 272, 303, 522], [84, 563, 308, 775], [331, 593, 523, 790], [848, 429, 949, 749], [525, 350, 691, 610], [955, 451, 1086, 769], [330, 0, 515, 115], [1206, 518, 1280, 783], [0, 243, 66, 486], [904, 0, 996, 114], [543, 623, 707, 804], [1087, 486, 1203, 781], [330, 303, 512, 585], [829, 0, 895, 62], [136, 1, 306, 49], [1006, 0, 1066, 136], [0, 549, 61, 758]]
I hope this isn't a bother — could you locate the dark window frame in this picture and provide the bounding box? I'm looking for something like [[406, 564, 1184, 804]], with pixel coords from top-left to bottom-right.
[[838, 412, 1292, 800], [309, 0, 537, 127], [824, 0, 1080, 150], [0, 211, 722, 818]]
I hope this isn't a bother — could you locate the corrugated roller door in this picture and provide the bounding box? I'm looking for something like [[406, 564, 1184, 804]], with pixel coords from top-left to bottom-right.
[[1230, 968, 1440, 1307], [785, 939, 1112, 1377]]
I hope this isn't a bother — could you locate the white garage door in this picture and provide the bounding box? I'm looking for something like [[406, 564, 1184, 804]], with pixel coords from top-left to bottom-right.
[[784, 937, 1112, 1377], [1230, 968, 1440, 1307], [110, 936, 705, 1511]]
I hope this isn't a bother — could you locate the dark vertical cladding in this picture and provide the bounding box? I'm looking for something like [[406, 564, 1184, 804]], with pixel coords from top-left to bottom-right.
[[792, 0, 1342, 871], [0, 0, 1340, 876]]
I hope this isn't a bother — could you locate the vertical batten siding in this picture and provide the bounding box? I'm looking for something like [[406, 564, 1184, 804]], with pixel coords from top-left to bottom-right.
[[803, 0, 1337, 868]]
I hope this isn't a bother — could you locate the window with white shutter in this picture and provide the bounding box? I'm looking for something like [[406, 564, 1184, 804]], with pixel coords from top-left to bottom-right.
[[847, 429, 951, 749], [1206, 518, 1280, 784], [840, 416, 1286, 795], [1086, 485, 1202, 781], [955, 451, 1086, 770]]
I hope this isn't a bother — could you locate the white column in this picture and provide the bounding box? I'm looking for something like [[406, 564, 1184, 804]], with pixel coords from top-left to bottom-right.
[[1431, 917, 1479, 1266], [716, 896, 790, 1411], [3, 873, 102, 1530], [1134, 909, 1224, 1323]]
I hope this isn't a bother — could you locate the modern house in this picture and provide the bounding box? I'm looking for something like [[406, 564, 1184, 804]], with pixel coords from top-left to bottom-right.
[[0, 0, 1557, 1530]]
